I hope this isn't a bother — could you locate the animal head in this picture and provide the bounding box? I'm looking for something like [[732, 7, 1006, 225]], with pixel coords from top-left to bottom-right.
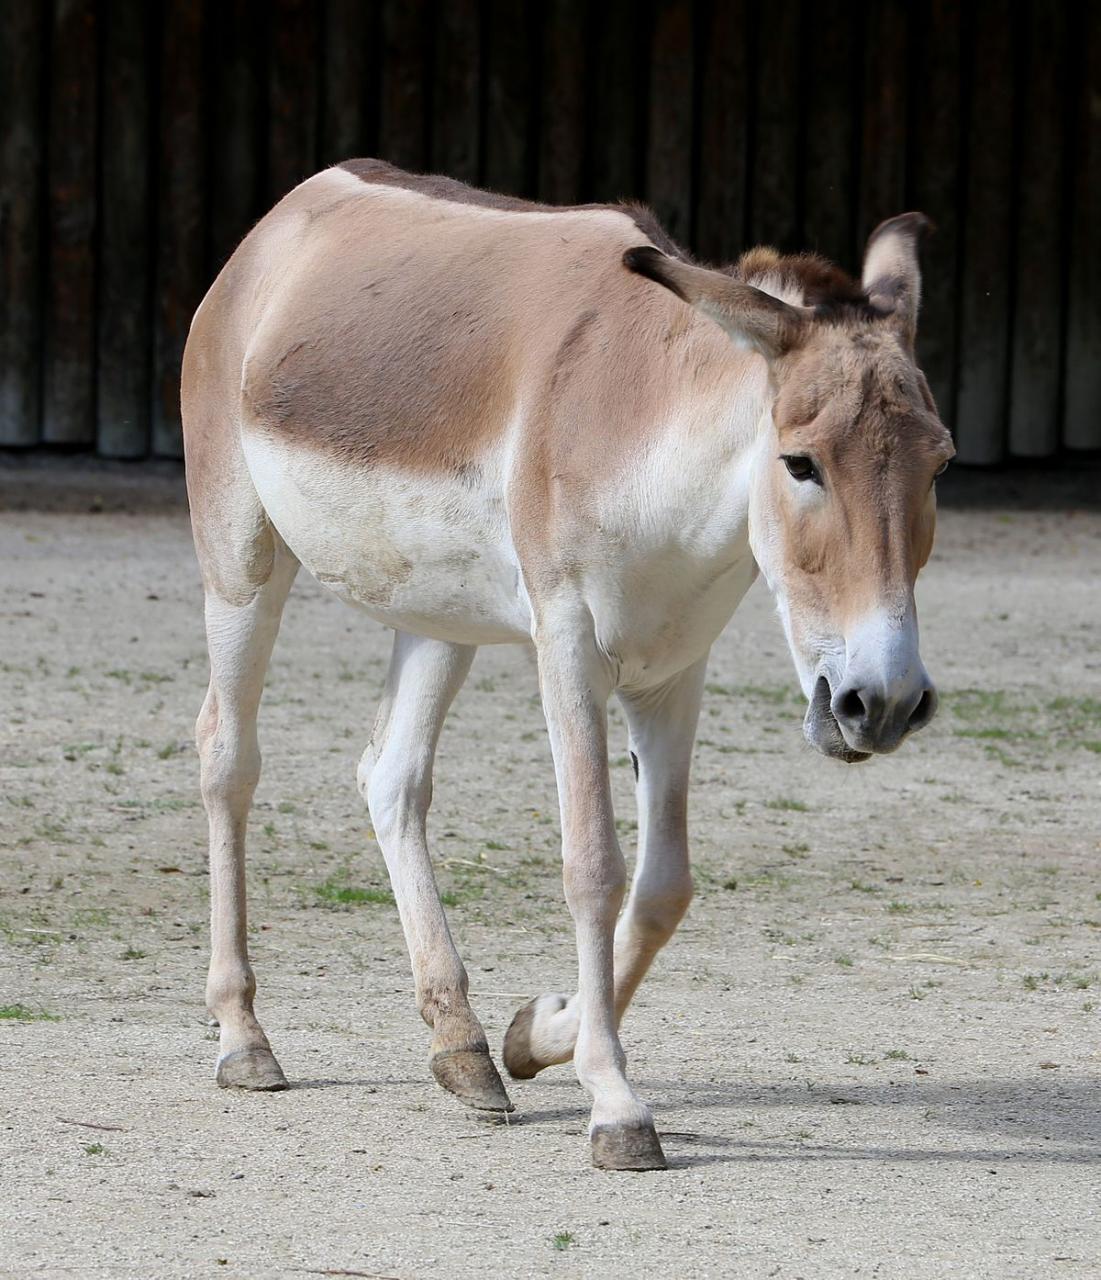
[[625, 215, 955, 761]]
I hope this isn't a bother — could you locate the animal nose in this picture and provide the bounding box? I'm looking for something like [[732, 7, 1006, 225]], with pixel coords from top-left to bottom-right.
[[906, 683, 939, 733], [831, 679, 938, 750]]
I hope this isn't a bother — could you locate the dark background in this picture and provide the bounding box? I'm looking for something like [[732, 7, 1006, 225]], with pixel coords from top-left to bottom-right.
[[1, 0, 1098, 465]]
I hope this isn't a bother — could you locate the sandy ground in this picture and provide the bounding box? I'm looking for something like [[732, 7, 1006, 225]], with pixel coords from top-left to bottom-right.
[[1, 462, 1099, 1279]]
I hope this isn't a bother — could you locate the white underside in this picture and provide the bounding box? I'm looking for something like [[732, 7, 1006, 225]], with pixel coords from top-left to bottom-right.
[[242, 428, 532, 645], [241, 423, 762, 689]]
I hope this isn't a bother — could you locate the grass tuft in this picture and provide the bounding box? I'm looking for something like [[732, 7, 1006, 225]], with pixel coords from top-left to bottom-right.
[[0, 1004, 60, 1022], [314, 878, 394, 907], [766, 797, 809, 813]]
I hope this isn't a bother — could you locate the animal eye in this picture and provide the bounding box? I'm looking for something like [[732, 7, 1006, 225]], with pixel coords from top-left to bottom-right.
[[781, 455, 820, 484]]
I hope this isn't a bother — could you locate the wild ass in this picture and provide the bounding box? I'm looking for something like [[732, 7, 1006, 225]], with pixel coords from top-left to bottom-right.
[[182, 159, 954, 1172]]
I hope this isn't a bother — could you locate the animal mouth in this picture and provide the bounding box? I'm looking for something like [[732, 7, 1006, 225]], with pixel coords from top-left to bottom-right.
[[804, 676, 871, 764]]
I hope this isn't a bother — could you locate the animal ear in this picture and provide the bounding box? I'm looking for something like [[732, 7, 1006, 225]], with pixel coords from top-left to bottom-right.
[[861, 212, 933, 348], [623, 247, 808, 360]]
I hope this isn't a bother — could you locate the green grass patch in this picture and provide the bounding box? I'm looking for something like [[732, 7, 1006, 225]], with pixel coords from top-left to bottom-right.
[[942, 688, 1101, 758], [314, 877, 394, 907], [766, 797, 809, 813], [0, 1004, 59, 1022]]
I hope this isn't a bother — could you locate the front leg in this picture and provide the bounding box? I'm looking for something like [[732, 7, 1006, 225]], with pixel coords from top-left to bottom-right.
[[505, 658, 704, 1087], [535, 618, 666, 1171]]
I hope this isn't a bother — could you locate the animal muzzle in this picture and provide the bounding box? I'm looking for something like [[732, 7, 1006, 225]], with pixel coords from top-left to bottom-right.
[[804, 611, 939, 760], [830, 670, 937, 753]]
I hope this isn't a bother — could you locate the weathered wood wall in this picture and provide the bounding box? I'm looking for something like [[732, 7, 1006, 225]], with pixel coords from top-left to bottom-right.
[[1, 0, 1097, 463]]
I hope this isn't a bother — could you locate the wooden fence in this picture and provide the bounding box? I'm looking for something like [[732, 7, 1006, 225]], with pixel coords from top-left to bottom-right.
[[1, 0, 1097, 463]]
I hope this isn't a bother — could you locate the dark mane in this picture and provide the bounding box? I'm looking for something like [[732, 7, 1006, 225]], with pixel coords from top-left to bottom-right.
[[732, 246, 884, 322], [337, 158, 688, 261]]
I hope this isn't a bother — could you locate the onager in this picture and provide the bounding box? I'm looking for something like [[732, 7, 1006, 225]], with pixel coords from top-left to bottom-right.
[[182, 159, 954, 1172]]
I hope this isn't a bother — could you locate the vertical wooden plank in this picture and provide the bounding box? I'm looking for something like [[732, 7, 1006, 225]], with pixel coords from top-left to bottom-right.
[[537, 0, 587, 204], [209, 0, 266, 272], [431, 0, 480, 181], [97, 0, 152, 458], [1063, 0, 1101, 451], [1008, 0, 1068, 458], [953, 0, 1014, 464], [268, 0, 320, 203], [749, 0, 800, 249], [483, 1, 538, 195], [800, 0, 859, 267], [694, 0, 750, 263], [588, 0, 643, 203], [0, 0, 46, 445], [153, 0, 205, 459], [321, 0, 377, 167], [42, 0, 98, 446], [908, 0, 963, 422], [378, 0, 430, 172], [857, 0, 908, 253], [646, 0, 694, 245]]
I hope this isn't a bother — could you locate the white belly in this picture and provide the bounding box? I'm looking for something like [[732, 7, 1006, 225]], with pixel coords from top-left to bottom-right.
[[241, 427, 758, 685], [241, 429, 533, 644]]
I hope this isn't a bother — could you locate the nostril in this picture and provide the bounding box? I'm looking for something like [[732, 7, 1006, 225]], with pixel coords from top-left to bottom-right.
[[908, 687, 938, 731], [837, 687, 866, 723]]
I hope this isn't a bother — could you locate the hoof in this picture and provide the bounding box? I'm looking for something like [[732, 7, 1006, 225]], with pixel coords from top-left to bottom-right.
[[504, 994, 569, 1079], [502, 999, 543, 1080], [430, 1047, 514, 1113], [215, 1046, 289, 1092], [590, 1123, 667, 1172]]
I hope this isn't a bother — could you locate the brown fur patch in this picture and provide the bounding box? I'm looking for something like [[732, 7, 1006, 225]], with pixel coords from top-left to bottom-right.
[[222, 165, 731, 494]]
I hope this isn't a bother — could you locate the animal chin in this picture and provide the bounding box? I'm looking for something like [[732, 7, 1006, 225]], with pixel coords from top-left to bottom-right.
[[804, 676, 872, 764]]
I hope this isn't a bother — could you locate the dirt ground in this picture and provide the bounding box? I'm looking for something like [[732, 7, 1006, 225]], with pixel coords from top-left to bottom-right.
[[2, 460, 1099, 1279]]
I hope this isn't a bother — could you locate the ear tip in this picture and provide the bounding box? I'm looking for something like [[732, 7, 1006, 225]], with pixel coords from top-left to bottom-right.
[[870, 211, 936, 246], [909, 211, 936, 240]]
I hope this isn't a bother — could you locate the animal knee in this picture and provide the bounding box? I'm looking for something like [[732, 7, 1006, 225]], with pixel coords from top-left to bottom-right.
[[365, 749, 433, 843], [199, 726, 261, 809], [563, 849, 627, 923]]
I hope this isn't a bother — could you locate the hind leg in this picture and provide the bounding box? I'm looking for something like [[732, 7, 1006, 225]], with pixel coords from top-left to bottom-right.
[[197, 537, 298, 1090], [358, 630, 512, 1113]]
